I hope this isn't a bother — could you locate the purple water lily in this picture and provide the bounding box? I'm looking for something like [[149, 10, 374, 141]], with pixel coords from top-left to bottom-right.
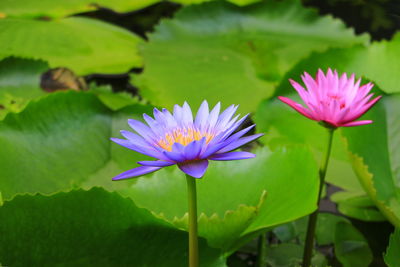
[[111, 101, 262, 179]]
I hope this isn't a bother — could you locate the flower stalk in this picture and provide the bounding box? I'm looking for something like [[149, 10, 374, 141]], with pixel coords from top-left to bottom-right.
[[186, 174, 199, 267], [257, 233, 267, 267], [302, 128, 335, 267]]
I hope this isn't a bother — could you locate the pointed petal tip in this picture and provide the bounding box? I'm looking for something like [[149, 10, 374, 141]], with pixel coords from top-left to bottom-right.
[[209, 151, 256, 161], [341, 120, 373, 127], [278, 96, 292, 104], [112, 166, 162, 181], [288, 78, 298, 86], [138, 160, 175, 167], [119, 129, 129, 135], [110, 137, 122, 143]]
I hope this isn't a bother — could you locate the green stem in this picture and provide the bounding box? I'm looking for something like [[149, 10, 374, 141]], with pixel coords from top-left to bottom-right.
[[302, 128, 335, 267], [186, 174, 199, 267], [257, 233, 267, 267]]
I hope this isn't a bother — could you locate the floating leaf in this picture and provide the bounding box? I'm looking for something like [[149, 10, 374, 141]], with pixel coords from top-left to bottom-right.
[[254, 96, 365, 195], [0, 0, 267, 19], [274, 213, 350, 246], [0, 91, 152, 200], [260, 36, 400, 225], [334, 222, 373, 267], [342, 94, 400, 226], [119, 146, 319, 252], [316, 213, 349, 246], [332, 193, 386, 221], [172, 193, 266, 251], [0, 57, 48, 118], [90, 85, 140, 111], [0, 17, 142, 75], [0, 0, 160, 18], [275, 34, 400, 96], [0, 188, 225, 266], [137, 0, 368, 112], [385, 229, 400, 267], [266, 243, 327, 267]]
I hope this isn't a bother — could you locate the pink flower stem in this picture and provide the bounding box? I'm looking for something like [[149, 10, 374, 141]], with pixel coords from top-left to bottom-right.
[[186, 174, 199, 267], [302, 128, 335, 267]]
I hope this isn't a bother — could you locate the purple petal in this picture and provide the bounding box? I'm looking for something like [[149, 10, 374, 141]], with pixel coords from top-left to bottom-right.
[[182, 102, 194, 126], [163, 150, 186, 162], [178, 160, 209, 178], [222, 114, 240, 131], [218, 113, 249, 141], [110, 138, 162, 159], [161, 108, 178, 129], [184, 138, 206, 160], [173, 104, 183, 124], [138, 160, 175, 167], [128, 119, 156, 141], [208, 102, 221, 128], [216, 104, 238, 130], [112, 166, 162, 180], [218, 133, 263, 153], [195, 100, 209, 129], [120, 130, 151, 147], [172, 142, 186, 154], [222, 124, 255, 145], [205, 114, 249, 149], [153, 108, 165, 123], [199, 141, 227, 159], [209, 151, 256, 161], [142, 113, 161, 135]]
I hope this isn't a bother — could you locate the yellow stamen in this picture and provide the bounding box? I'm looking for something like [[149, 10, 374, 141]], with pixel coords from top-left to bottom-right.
[[157, 127, 214, 151]]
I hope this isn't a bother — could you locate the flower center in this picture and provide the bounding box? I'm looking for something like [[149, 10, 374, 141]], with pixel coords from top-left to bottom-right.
[[157, 127, 214, 151], [328, 94, 341, 100], [327, 94, 346, 109]]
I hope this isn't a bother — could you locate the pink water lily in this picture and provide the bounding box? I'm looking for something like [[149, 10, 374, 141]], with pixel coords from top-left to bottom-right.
[[278, 69, 382, 128]]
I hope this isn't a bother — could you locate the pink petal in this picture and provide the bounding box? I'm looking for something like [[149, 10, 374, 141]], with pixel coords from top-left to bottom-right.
[[289, 79, 309, 103], [278, 96, 315, 120], [341, 120, 373, 127], [343, 95, 382, 123]]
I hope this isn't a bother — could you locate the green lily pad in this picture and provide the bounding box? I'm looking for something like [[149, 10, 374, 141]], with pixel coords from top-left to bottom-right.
[[0, 91, 152, 200], [275, 33, 400, 96], [0, 17, 142, 75], [266, 243, 327, 267], [0, 57, 48, 119], [0, 0, 160, 18], [89, 85, 141, 111], [136, 0, 368, 113], [274, 213, 349, 246], [332, 193, 386, 221], [385, 229, 400, 267], [119, 146, 319, 252], [334, 222, 373, 267], [254, 96, 365, 195], [342, 94, 400, 227], [0, 0, 266, 18], [0, 187, 225, 266], [172, 194, 266, 251]]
